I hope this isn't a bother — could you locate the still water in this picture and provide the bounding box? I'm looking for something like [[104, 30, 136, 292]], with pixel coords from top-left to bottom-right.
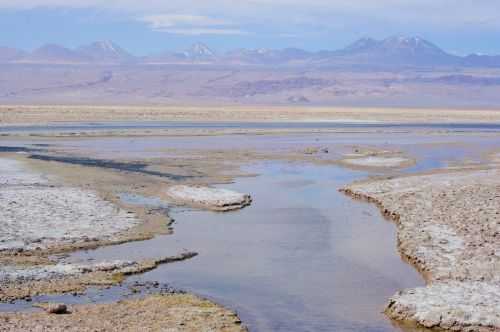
[[70, 161, 424, 332], [3, 124, 499, 331]]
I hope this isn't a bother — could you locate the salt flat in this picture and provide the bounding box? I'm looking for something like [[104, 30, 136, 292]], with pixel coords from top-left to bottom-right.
[[165, 185, 252, 211], [340, 156, 412, 168], [343, 168, 500, 330], [0, 157, 139, 251]]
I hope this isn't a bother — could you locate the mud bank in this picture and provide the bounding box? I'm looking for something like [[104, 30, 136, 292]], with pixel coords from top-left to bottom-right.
[[0, 155, 196, 300], [342, 168, 500, 331], [0, 293, 246, 332], [0, 151, 250, 331], [165, 185, 252, 211], [0, 253, 196, 302]]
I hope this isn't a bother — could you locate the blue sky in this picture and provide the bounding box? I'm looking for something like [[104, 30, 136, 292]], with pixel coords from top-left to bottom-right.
[[1, 1, 500, 55]]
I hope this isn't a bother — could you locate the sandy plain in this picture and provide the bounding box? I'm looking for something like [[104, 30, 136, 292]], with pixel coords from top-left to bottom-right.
[[2, 105, 500, 125]]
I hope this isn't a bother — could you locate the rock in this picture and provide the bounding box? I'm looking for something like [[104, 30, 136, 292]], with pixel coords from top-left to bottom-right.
[[46, 303, 68, 314]]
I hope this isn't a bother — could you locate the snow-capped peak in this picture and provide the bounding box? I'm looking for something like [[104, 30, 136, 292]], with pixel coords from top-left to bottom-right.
[[94, 41, 119, 53], [185, 43, 215, 57]]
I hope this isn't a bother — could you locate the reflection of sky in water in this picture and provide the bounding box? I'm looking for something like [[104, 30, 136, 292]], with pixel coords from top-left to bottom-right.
[[2, 121, 500, 133], [7, 129, 498, 174], [1, 126, 499, 331], [68, 161, 425, 332]]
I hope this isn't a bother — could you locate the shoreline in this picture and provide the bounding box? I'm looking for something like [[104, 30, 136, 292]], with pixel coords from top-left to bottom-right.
[[0, 293, 247, 332], [0, 150, 251, 330], [1, 122, 499, 331], [341, 166, 500, 331]]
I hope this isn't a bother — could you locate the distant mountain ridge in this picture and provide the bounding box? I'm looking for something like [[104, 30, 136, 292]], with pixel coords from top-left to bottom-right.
[[19, 44, 90, 64], [329, 36, 458, 66], [182, 42, 216, 58], [0, 46, 25, 62], [3, 36, 500, 68], [338, 36, 448, 57], [77, 41, 134, 63]]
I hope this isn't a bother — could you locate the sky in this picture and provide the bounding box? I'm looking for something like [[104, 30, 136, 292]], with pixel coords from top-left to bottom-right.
[[1, 0, 500, 56]]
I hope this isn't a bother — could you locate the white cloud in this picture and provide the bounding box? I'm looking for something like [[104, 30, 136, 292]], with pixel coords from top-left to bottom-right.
[[139, 14, 247, 35], [1, 0, 500, 31], [156, 28, 249, 36], [140, 15, 229, 29]]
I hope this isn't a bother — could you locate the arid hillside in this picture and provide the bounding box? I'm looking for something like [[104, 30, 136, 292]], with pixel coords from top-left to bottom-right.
[[2, 64, 500, 107]]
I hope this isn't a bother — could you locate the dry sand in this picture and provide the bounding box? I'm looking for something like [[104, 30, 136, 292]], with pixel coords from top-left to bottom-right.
[[342, 168, 500, 331], [2, 105, 500, 125]]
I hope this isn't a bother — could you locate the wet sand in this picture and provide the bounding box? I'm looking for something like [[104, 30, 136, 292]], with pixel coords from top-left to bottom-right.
[[0, 294, 246, 332], [0, 121, 499, 331]]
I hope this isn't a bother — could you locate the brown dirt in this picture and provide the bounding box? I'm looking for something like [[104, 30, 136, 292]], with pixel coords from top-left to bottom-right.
[[0, 293, 247, 332]]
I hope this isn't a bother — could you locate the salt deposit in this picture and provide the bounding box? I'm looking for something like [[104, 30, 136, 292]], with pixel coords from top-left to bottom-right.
[[0, 157, 139, 251], [165, 185, 252, 211], [340, 156, 412, 168], [342, 168, 500, 331], [0, 261, 136, 282]]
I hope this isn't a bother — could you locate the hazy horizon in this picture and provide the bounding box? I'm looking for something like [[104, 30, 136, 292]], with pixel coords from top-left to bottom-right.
[[2, 35, 489, 57], [1, 1, 500, 56], [2, 1, 500, 109]]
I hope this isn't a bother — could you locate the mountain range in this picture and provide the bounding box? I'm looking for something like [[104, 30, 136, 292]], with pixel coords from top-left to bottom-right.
[[2, 37, 500, 68]]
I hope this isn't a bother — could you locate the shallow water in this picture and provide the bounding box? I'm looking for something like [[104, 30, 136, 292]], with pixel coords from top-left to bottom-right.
[[2, 121, 500, 133], [4, 129, 499, 170], [3, 125, 500, 331], [68, 161, 424, 332]]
